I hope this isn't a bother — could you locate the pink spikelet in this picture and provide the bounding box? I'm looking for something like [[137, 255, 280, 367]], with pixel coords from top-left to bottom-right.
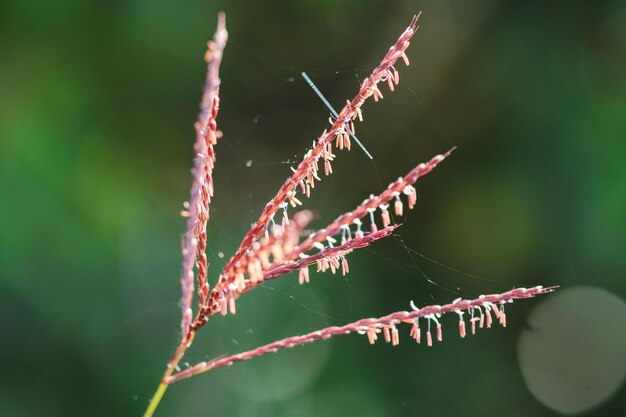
[[410, 320, 421, 344], [455, 307, 467, 338]]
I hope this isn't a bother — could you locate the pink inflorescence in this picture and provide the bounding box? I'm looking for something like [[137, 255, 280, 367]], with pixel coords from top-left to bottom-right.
[[156, 12, 555, 394]]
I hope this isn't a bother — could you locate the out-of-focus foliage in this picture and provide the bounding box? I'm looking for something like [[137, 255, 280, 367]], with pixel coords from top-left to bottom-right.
[[1, 1, 624, 416]]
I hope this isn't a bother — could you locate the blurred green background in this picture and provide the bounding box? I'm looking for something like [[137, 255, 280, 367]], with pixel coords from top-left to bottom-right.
[[1, 0, 625, 416]]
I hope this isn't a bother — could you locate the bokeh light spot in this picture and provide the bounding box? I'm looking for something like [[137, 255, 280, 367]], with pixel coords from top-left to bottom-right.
[[518, 286, 626, 414]]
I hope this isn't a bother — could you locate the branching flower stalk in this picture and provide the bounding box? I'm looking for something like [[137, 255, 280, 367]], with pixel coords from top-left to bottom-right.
[[143, 12, 555, 417]]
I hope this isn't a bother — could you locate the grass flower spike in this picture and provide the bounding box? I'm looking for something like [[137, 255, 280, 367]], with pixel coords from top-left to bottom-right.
[[143, 12, 555, 417]]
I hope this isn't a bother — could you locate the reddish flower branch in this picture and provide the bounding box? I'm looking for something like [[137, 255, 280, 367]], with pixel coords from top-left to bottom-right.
[[179, 12, 228, 339], [169, 286, 556, 383], [285, 148, 455, 263]]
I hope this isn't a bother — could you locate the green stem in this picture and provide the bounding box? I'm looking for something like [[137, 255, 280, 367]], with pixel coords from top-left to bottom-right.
[[142, 331, 194, 417], [143, 382, 169, 417]]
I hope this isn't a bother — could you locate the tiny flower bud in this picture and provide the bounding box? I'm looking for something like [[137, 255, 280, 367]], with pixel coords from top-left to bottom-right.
[[384, 326, 391, 343], [394, 195, 403, 216], [391, 325, 399, 346], [341, 257, 349, 275], [229, 295, 237, 315], [324, 160, 332, 176], [379, 204, 390, 227], [299, 266, 309, 285], [401, 52, 410, 66], [220, 296, 228, 316], [459, 320, 466, 338], [367, 328, 378, 344]]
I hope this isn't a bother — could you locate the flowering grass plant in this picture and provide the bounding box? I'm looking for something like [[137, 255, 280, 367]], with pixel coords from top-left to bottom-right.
[[142, 13, 555, 416]]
